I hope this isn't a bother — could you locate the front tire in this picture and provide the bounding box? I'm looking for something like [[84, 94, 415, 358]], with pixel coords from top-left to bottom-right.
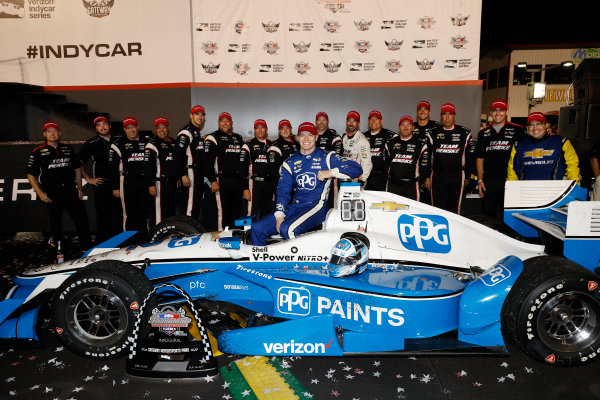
[[148, 215, 205, 242], [502, 256, 600, 366], [51, 261, 153, 359]]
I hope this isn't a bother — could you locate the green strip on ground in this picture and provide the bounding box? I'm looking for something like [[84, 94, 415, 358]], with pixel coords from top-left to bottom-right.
[[219, 362, 259, 400], [269, 357, 313, 399]]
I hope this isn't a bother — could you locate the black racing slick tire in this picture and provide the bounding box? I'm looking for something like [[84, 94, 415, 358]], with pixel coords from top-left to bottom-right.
[[148, 215, 206, 243], [51, 261, 153, 359], [501, 256, 600, 366]]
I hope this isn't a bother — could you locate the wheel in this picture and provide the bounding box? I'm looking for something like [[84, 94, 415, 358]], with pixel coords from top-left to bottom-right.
[[148, 215, 205, 242], [501, 256, 600, 366], [51, 261, 153, 359]]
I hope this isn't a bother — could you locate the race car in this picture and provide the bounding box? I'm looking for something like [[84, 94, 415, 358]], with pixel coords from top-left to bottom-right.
[[1, 181, 599, 368]]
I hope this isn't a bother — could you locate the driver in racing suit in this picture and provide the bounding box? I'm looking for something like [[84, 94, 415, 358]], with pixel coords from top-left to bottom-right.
[[250, 122, 363, 246], [341, 110, 372, 184]]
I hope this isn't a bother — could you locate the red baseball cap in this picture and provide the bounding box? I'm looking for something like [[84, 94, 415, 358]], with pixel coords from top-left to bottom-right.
[[316, 111, 329, 121], [491, 100, 508, 111], [527, 112, 546, 125], [278, 119, 291, 129], [254, 119, 267, 128], [219, 112, 232, 121], [298, 122, 317, 135], [43, 121, 59, 131], [122, 117, 138, 128], [399, 116, 414, 125], [154, 117, 169, 127], [191, 105, 205, 115], [346, 111, 360, 122], [441, 103, 456, 114], [93, 116, 109, 126], [368, 110, 382, 120], [417, 101, 430, 110]]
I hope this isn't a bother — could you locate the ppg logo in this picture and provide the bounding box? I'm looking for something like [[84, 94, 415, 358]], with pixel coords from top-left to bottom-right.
[[296, 172, 317, 190], [480, 264, 511, 287], [277, 287, 311, 316], [168, 236, 201, 248], [397, 214, 451, 253]]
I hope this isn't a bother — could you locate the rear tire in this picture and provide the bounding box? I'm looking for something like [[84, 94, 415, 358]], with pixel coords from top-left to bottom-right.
[[148, 215, 205, 242], [502, 256, 600, 366]]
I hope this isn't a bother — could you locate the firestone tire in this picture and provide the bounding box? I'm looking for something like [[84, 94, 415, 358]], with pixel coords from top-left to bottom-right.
[[51, 261, 153, 360], [148, 215, 205, 243], [502, 256, 600, 366]]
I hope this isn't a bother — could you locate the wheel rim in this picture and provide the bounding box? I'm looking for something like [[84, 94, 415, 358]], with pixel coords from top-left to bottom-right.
[[66, 287, 129, 347], [537, 291, 600, 353]]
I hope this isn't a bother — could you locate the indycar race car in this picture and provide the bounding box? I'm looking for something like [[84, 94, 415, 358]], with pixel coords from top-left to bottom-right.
[[1, 181, 600, 368]]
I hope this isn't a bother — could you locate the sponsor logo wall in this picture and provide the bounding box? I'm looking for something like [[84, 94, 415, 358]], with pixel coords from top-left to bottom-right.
[[193, 0, 481, 83]]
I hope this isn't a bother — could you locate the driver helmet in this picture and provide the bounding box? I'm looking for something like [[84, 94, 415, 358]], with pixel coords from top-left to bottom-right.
[[327, 237, 369, 278]]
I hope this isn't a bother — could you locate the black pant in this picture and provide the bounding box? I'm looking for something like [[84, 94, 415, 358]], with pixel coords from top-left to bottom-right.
[[92, 181, 121, 244], [387, 180, 419, 201], [365, 172, 387, 191], [44, 183, 91, 250], [481, 177, 506, 223], [150, 180, 178, 227], [119, 176, 149, 235], [246, 179, 275, 220], [214, 176, 243, 230], [431, 170, 465, 214]]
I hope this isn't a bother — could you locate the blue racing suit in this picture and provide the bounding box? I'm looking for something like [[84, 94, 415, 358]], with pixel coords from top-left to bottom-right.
[[250, 148, 363, 245]]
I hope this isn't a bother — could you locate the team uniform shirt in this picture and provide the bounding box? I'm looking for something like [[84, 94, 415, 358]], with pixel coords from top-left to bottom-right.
[[366, 128, 396, 175], [413, 120, 441, 145], [341, 130, 372, 182], [475, 122, 524, 179], [428, 125, 474, 174], [385, 135, 430, 184], [144, 136, 179, 186], [26, 143, 81, 187], [108, 137, 149, 188], [507, 134, 580, 182], [240, 138, 272, 189], [316, 128, 343, 155], [267, 137, 298, 179], [176, 122, 205, 177], [78, 134, 120, 180], [204, 130, 244, 181]]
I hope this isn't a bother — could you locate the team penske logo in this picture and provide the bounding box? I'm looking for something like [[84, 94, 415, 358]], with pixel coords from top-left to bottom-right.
[[201, 41, 219, 55], [354, 19, 372, 31], [524, 148, 554, 159]]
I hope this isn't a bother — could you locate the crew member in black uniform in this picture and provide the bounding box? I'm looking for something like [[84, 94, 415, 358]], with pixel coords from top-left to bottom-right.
[[78, 116, 122, 243], [364, 110, 396, 191], [413, 101, 441, 204], [475, 100, 524, 221], [204, 112, 245, 231], [315, 111, 343, 155], [109, 117, 150, 234], [177, 105, 206, 221], [26, 122, 91, 253], [145, 117, 179, 226], [385, 116, 430, 201], [241, 119, 273, 219], [267, 119, 298, 180], [428, 103, 475, 214]]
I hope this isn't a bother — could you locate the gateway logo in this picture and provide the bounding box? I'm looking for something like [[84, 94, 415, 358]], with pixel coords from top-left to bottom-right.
[[82, 0, 114, 18], [263, 339, 331, 354]]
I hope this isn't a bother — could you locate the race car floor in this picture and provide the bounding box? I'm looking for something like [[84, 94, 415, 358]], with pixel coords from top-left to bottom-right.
[[1, 234, 600, 400]]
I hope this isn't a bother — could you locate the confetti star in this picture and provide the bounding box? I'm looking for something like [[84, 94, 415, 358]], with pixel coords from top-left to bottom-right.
[[497, 377, 506, 383], [354, 368, 363, 374], [473, 382, 482, 387], [83, 376, 94, 382], [29, 384, 40, 390], [331, 390, 341, 397], [280, 361, 291, 369], [204, 375, 215, 382], [28, 355, 37, 361], [327, 368, 336, 374], [373, 361, 381, 366], [455, 370, 467, 377], [222, 381, 231, 389], [507, 374, 516, 380], [55, 347, 64, 352], [395, 374, 403, 379], [326, 373, 333, 379], [311, 378, 319, 384], [264, 388, 272, 394], [410, 374, 417, 380], [500, 362, 509, 368], [6, 377, 15, 383], [345, 374, 354, 379], [343, 365, 352, 371], [45, 387, 54, 393], [10, 361, 19, 366], [222, 395, 232, 400], [373, 371, 381, 377], [121, 379, 129, 384], [47, 358, 57, 364], [241, 389, 251, 397], [302, 392, 314, 398], [397, 387, 405, 393], [525, 367, 534, 373], [100, 365, 110, 371], [420, 374, 433, 383], [73, 386, 84, 392], [9, 390, 17, 396]]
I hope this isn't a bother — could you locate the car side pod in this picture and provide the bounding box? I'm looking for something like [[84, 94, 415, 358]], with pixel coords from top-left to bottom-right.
[[218, 315, 343, 356], [458, 256, 524, 347], [0, 300, 40, 341]]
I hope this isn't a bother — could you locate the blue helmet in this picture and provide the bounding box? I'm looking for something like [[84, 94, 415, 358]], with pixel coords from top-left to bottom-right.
[[327, 237, 369, 278]]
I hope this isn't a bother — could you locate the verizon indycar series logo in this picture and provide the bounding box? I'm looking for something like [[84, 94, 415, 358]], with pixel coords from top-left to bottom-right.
[[397, 214, 451, 253], [196, 22, 221, 32], [201, 62, 220, 74], [293, 41, 311, 53], [320, 42, 345, 51], [385, 39, 403, 51], [234, 62, 250, 75], [82, 0, 114, 18], [324, 61, 342, 73], [381, 19, 407, 29], [201, 41, 218, 55], [294, 62, 311, 75], [354, 19, 372, 31], [289, 22, 314, 31], [262, 21, 280, 33], [385, 60, 402, 73]]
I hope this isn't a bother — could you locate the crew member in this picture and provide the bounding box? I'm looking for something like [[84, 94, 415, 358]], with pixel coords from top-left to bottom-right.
[[267, 119, 298, 181], [475, 100, 525, 221], [341, 111, 372, 184], [26, 122, 91, 253], [145, 117, 179, 226], [428, 103, 475, 214], [204, 112, 245, 230], [109, 117, 150, 234], [241, 119, 273, 219], [507, 112, 580, 183], [413, 101, 440, 204], [364, 110, 396, 191], [177, 105, 206, 221], [591, 141, 600, 201], [250, 122, 363, 246], [385, 116, 430, 200], [78, 116, 122, 243], [315, 111, 343, 155]]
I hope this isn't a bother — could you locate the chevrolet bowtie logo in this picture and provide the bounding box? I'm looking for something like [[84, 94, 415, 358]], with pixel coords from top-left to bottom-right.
[[524, 148, 554, 159], [370, 202, 409, 212]]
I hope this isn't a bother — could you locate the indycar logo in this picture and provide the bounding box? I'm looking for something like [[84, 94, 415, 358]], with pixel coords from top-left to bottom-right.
[[480, 264, 511, 286], [297, 172, 317, 189], [397, 214, 451, 253], [278, 287, 311, 315]]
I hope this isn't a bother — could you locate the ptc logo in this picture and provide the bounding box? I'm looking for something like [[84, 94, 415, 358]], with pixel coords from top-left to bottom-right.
[[397, 214, 451, 253], [277, 287, 311, 315], [296, 172, 316, 189]]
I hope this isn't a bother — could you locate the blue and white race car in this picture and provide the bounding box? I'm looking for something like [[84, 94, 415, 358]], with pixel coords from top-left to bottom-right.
[[1, 181, 599, 367]]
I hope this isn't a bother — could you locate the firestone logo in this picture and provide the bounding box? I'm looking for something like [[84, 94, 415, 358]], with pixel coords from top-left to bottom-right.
[[82, 0, 114, 18]]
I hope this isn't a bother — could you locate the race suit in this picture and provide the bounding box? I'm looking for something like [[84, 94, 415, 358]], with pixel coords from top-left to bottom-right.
[[413, 120, 441, 145], [250, 148, 363, 246], [507, 134, 580, 183], [204, 129, 245, 230], [364, 128, 396, 190], [385, 135, 430, 201], [78, 134, 122, 243], [316, 128, 343, 155], [144, 136, 179, 226], [176, 122, 205, 220], [341, 130, 372, 183], [475, 122, 524, 221], [109, 136, 150, 233], [267, 136, 298, 180], [240, 138, 273, 219], [428, 124, 474, 214]]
